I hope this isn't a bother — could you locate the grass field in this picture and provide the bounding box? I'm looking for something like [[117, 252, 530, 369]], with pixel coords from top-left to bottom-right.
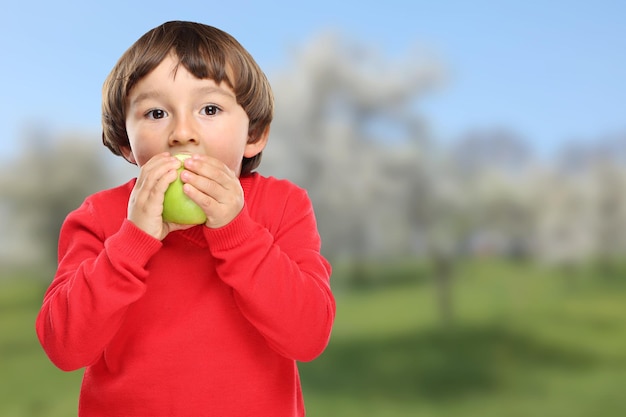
[[1, 259, 626, 416], [301, 260, 626, 416]]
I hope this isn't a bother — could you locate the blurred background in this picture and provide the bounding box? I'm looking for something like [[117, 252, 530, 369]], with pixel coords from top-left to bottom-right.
[[1, 0, 626, 416]]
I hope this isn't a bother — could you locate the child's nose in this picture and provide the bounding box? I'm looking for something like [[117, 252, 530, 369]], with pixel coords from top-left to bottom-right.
[[169, 115, 199, 146]]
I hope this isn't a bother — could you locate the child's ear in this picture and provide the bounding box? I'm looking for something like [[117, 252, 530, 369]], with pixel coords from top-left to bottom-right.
[[120, 146, 137, 165], [243, 126, 270, 158]]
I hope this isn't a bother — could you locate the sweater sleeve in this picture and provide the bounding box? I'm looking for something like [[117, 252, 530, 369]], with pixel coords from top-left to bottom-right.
[[35, 199, 162, 371], [204, 186, 335, 362]]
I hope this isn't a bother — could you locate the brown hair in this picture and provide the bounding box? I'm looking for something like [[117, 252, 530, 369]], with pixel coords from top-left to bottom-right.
[[102, 21, 274, 174]]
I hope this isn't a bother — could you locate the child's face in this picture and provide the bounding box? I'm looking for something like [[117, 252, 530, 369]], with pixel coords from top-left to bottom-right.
[[124, 54, 262, 175]]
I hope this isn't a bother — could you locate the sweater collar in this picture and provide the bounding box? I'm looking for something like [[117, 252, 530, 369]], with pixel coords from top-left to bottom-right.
[[239, 172, 258, 200]]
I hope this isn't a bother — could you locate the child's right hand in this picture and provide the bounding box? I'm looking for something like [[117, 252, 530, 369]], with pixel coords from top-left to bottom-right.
[[127, 153, 195, 239]]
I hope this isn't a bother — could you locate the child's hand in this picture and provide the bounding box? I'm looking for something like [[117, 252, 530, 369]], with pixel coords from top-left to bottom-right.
[[127, 153, 196, 239], [178, 154, 245, 229]]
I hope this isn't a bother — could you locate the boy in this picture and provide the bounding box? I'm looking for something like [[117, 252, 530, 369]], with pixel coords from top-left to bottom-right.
[[36, 21, 335, 416]]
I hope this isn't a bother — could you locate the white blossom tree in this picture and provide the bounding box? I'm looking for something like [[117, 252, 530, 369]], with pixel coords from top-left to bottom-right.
[[261, 31, 444, 267]]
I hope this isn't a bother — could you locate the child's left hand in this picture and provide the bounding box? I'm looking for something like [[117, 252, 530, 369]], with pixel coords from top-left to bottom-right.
[[178, 154, 245, 229]]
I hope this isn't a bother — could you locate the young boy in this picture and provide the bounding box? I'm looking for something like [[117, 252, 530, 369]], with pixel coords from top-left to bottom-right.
[[36, 21, 335, 417]]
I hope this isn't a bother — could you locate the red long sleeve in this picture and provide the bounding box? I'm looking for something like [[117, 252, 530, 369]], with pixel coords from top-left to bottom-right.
[[206, 178, 334, 361], [35, 173, 334, 417]]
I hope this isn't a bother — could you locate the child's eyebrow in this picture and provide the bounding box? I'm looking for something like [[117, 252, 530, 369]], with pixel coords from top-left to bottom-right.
[[128, 91, 162, 107], [129, 85, 236, 107], [196, 85, 236, 100]]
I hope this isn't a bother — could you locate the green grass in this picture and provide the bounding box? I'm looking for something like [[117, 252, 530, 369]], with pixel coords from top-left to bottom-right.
[[299, 259, 626, 416], [0, 280, 82, 417], [2, 259, 626, 416]]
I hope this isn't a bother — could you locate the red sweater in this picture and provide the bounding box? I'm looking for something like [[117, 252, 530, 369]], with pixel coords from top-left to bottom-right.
[[36, 173, 335, 417]]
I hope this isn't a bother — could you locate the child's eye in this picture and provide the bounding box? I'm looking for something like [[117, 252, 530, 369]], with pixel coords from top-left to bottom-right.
[[146, 109, 167, 120], [201, 105, 220, 116]]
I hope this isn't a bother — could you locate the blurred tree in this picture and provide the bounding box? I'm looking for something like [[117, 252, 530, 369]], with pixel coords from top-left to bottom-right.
[[0, 130, 114, 277], [587, 160, 626, 272], [262, 31, 443, 270], [449, 128, 533, 176], [536, 136, 626, 270], [417, 129, 536, 324]]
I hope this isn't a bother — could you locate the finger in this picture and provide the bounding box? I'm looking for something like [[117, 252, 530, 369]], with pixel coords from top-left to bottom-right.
[[128, 154, 180, 222], [138, 153, 181, 188], [183, 155, 236, 188], [182, 181, 244, 228]]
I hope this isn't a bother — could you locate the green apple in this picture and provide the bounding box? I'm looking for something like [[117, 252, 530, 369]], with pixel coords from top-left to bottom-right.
[[162, 154, 207, 225]]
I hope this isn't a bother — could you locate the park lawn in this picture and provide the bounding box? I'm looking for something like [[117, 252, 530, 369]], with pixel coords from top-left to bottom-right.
[[2, 259, 626, 416], [299, 260, 626, 416], [0, 280, 82, 417]]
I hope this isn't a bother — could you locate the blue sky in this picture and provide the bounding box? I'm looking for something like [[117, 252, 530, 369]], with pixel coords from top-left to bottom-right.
[[2, 0, 624, 159]]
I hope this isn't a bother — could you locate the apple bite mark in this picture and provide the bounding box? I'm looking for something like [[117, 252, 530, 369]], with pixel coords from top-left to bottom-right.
[[162, 154, 207, 225]]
